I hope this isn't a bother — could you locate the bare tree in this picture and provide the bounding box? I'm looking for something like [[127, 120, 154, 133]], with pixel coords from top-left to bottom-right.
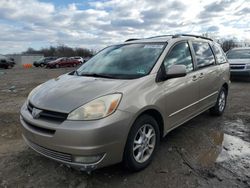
[[221, 39, 238, 52], [22, 45, 94, 57]]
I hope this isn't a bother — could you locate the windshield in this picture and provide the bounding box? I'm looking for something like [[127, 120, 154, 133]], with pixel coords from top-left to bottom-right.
[[76, 43, 165, 79], [55, 58, 64, 62], [36, 57, 45, 62], [227, 49, 250, 59]]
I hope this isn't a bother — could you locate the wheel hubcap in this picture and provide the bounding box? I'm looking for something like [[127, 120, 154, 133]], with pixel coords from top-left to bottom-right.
[[219, 91, 226, 112], [133, 124, 156, 163]]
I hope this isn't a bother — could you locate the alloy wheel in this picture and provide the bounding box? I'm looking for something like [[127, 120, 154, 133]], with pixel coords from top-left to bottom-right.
[[219, 91, 226, 112], [133, 124, 156, 163]]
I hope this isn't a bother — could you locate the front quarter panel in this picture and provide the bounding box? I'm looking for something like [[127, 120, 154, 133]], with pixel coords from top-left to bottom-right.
[[117, 74, 166, 131]]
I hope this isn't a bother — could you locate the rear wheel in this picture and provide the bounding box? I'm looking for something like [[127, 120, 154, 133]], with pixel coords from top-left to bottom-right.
[[40, 63, 45, 67], [210, 87, 227, 116], [55, 64, 60, 68], [123, 115, 160, 171]]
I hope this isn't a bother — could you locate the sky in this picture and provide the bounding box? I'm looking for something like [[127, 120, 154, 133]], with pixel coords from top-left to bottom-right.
[[0, 0, 249, 54]]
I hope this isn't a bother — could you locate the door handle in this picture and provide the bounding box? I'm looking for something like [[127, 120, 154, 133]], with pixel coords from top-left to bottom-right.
[[192, 75, 198, 81], [199, 73, 204, 78]]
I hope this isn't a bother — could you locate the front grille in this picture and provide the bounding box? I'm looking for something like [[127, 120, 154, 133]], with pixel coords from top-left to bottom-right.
[[28, 102, 68, 122], [26, 138, 72, 162], [230, 64, 245, 70]]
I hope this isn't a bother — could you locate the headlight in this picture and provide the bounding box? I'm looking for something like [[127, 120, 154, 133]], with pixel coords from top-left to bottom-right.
[[67, 93, 122, 120]]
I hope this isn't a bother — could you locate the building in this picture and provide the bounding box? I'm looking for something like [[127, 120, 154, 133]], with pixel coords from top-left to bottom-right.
[[8, 54, 44, 66]]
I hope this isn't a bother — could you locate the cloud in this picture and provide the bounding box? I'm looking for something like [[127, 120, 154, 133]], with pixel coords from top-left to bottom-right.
[[0, 0, 249, 54]]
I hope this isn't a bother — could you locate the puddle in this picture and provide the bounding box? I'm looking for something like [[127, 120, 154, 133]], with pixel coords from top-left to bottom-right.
[[216, 134, 250, 177], [180, 129, 250, 178], [197, 131, 223, 167], [224, 118, 250, 142]]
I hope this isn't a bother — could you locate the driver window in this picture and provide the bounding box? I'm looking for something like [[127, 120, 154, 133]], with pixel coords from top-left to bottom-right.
[[163, 42, 193, 72]]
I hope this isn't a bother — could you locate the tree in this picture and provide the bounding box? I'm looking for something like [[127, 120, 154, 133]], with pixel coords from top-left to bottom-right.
[[221, 39, 237, 52], [22, 45, 94, 57]]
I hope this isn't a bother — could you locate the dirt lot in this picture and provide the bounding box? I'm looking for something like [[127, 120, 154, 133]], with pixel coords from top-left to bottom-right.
[[0, 67, 249, 188]]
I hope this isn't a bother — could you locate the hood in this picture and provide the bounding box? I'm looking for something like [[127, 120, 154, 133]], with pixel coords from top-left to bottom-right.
[[29, 74, 129, 113], [228, 59, 250, 64]]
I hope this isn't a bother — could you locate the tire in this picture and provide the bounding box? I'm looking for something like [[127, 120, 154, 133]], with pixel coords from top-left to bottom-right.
[[55, 64, 60, 68], [210, 87, 227, 116], [40, 63, 45, 67], [73, 63, 76, 67], [123, 115, 160, 171]]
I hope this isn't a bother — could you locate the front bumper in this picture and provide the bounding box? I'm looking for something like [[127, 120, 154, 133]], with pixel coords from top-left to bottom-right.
[[20, 103, 133, 170], [230, 70, 250, 77], [230, 63, 250, 77]]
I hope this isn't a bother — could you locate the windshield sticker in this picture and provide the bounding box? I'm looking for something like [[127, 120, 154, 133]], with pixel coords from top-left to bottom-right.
[[136, 69, 146, 74], [144, 45, 164, 49]]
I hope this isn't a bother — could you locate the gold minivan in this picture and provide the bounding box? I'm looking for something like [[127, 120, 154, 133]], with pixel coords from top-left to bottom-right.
[[20, 34, 230, 172]]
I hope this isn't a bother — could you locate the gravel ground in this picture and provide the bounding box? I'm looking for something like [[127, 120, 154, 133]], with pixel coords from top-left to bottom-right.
[[0, 67, 249, 188]]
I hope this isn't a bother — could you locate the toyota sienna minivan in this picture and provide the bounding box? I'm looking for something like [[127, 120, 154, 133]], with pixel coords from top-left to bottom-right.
[[20, 34, 230, 172]]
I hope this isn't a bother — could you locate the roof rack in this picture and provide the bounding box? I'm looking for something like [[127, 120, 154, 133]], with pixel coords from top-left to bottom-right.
[[124, 34, 213, 42], [172, 34, 213, 41], [124, 38, 140, 42], [147, 35, 173, 39]]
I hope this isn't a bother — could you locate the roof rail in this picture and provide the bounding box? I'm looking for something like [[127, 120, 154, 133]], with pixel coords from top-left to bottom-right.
[[124, 38, 140, 42], [147, 35, 173, 39], [173, 34, 213, 41]]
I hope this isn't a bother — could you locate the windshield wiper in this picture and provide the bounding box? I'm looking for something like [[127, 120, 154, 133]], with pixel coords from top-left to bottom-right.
[[80, 73, 116, 79]]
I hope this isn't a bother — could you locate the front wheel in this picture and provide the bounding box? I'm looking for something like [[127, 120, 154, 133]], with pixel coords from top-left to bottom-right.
[[210, 87, 227, 116], [123, 115, 160, 171]]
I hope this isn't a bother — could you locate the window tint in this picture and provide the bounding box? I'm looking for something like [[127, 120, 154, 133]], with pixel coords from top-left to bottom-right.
[[212, 44, 227, 64], [163, 42, 193, 72], [192, 42, 215, 68]]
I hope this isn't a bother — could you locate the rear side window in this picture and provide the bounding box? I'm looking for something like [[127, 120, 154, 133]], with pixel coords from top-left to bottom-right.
[[212, 45, 227, 64], [163, 42, 193, 72], [192, 42, 215, 68]]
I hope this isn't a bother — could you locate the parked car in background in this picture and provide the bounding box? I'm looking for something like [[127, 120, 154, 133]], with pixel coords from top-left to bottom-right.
[[20, 34, 230, 172], [0, 55, 15, 69], [71, 56, 84, 64], [8, 57, 15, 65], [33, 57, 58, 67], [82, 57, 91, 63], [227, 47, 250, 77], [46, 57, 81, 68]]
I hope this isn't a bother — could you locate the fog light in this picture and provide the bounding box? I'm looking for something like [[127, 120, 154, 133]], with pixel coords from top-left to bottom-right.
[[73, 154, 104, 164]]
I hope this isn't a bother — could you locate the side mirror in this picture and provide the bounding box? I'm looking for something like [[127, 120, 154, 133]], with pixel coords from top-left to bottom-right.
[[165, 65, 187, 79]]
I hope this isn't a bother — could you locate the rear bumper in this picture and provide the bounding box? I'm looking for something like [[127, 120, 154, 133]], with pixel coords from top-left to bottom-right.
[[20, 103, 133, 170]]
